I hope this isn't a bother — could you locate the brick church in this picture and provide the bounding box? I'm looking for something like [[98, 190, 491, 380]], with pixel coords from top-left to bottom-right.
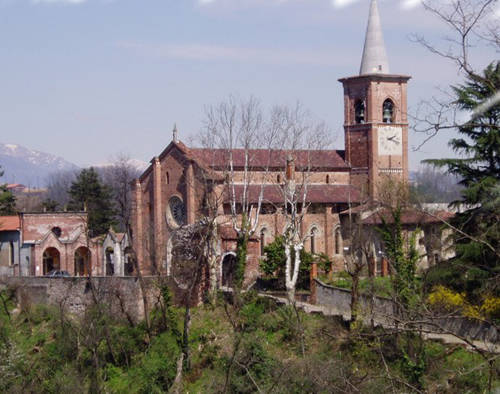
[[130, 0, 449, 285]]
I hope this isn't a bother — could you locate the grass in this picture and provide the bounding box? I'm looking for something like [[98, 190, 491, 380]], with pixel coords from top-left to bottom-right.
[[320, 272, 394, 298], [0, 288, 498, 393]]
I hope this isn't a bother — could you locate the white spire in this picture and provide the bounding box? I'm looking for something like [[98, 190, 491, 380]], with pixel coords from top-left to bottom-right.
[[359, 0, 390, 75]]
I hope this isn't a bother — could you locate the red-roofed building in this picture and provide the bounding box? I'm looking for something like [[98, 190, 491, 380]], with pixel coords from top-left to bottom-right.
[[0, 213, 133, 277], [339, 205, 456, 273], [129, 0, 452, 287]]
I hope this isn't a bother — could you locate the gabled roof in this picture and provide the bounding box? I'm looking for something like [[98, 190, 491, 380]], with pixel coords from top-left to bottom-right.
[[362, 209, 454, 225], [340, 204, 455, 225], [137, 140, 349, 184], [189, 148, 348, 170], [0, 215, 20, 232]]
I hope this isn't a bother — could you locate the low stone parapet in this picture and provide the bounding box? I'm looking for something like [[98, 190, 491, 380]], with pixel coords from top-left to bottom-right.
[[0, 276, 183, 323]]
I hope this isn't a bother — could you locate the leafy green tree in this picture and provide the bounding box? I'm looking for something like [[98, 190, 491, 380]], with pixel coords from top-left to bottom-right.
[[425, 61, 500, 300], [0, 166, 16, 215], [378, 208, 420, 310], [260, 235, 313, 289], [67, 168, 116, 237]]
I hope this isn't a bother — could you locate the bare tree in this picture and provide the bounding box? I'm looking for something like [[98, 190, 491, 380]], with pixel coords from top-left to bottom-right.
[[342, 208, 377, 327], [97, 154, 141, 232], [272, 104, 331, 304], [169, 220, 210, 389], [44, 169, 78, 210], [200, 96, 277, 289], [410, 0, 499, 147]]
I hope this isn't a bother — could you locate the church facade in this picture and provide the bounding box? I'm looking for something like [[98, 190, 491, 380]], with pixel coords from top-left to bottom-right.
[[130, 0, 448, 284]]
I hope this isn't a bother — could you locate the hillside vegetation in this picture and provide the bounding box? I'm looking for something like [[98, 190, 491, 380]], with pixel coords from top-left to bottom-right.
[[0, 286, 497, 393]]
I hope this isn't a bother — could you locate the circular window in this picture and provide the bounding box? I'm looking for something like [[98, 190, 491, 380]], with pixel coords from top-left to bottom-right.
[[167, 196, 186, 227]]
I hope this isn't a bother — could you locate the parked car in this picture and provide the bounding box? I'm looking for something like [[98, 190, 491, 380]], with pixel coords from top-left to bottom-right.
[[45, 270, 71, 278]]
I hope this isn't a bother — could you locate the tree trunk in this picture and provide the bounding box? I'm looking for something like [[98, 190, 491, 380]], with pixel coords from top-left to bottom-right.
[[208, 225, 218, 304], [350, 273, 360, 328], [183, 303, 191, 370]]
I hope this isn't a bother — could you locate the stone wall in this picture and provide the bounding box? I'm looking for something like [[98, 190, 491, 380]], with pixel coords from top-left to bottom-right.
[[0, 276, 196, 323], [314, 279, 499, 344], [315, 279, 395, 324]]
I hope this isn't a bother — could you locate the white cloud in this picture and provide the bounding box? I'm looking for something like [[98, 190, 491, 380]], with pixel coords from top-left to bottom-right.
[[331, 0, 360, 9], [400, 0, 421, 10]]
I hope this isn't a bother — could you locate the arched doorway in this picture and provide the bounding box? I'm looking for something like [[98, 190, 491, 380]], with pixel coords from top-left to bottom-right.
[[221, 253, 237, 288], [74, 247, 91, 276], [105, 247, 114, 276], [124, 247, 134, 276], [43, 247, 60, 275]]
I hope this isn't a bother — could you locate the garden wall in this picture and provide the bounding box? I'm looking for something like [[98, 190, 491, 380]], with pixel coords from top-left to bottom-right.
[[0, 276, 195, 323], [314, 279, 499, 344]]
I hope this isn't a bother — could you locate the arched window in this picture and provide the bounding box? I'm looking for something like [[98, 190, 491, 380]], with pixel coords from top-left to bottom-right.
[[310, 227, 318, 254], [335, 228, 342, 255], [43, 247, 60, 275], [222, 253, 237, 287], [51, 227, 62, 238], [260, 228, 267, 256], [124, 247, 134, 276], [105, 247, 114, 276], [326, 174, 330, 184], [166, 172, 170, 185], [354, 100, 365, 124], [383, 99, 394, 123], [277, 174, 281, 183], [74, 247, 91, 276], [9, 242, 14, 266]]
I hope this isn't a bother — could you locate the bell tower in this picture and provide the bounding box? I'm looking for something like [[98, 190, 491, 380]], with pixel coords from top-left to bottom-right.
[[339, 0, 411, 198]]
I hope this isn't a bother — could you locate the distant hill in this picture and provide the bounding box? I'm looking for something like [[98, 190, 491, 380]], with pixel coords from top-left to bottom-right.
[[0, 143, 79, 187]]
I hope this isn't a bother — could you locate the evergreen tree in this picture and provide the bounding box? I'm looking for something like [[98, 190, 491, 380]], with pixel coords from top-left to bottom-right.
[[68, 168, 116, 237], [425, 61, 500, 300], [0, 166, 16, 215]]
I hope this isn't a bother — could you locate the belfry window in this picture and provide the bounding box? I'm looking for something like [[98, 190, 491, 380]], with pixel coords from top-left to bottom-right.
[[382, 99, 394, 123], [354, 100, 365, 124]]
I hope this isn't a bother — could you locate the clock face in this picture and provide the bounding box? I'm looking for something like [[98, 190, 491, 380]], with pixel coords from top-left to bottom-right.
[[167, 196, 186, 227], [378, 126, 403, 156]]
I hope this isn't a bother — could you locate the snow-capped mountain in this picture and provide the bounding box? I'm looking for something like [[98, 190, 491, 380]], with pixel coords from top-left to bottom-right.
[[0, 143, 79, 187]]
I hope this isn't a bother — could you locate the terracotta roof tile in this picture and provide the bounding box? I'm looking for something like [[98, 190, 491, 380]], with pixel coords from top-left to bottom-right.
[[0, 216, 20, 231], [189, 148, 348, 170], [224, 184, 361, 204], [362, 209, 454, 225]]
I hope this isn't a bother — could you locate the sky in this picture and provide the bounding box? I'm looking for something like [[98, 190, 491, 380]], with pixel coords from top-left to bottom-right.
[[0, 0, 498, 170]]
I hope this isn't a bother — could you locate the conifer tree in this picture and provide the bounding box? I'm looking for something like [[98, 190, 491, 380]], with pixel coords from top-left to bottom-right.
[[68, 167, 116, 237], [0, 166, 16, 215], [426, 61, 500, 300]]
